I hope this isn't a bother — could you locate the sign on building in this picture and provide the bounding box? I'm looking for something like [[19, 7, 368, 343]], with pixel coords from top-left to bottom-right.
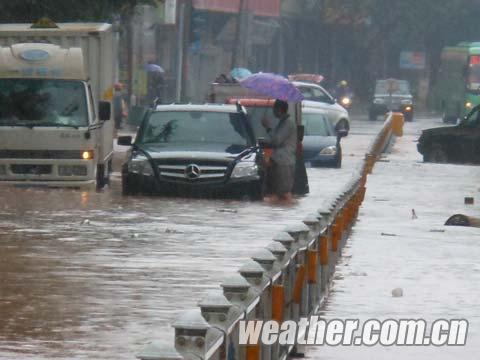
[[400, 51, 426, 70]]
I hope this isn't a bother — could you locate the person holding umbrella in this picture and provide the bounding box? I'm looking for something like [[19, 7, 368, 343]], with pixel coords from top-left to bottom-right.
[[239, 73, 305, 204], [261, 99, 297, 204]]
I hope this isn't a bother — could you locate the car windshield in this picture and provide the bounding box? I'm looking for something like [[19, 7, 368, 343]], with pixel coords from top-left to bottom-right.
[[375, 80, 410, 95], [246, 107, 279, 138], [303, 113, 334, 136], [138, 110, 251, 146], [0, 79, 88, 127]]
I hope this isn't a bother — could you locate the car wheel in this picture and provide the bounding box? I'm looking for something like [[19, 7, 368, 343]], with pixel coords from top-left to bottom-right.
[[429, 145, 448, 163], [335, 148, 342, 168], [248, 181, 265, 201], [122, 173, 140, 196]]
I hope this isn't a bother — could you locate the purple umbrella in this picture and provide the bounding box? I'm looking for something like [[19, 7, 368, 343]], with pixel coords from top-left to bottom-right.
[[239, 73, 304, 102]]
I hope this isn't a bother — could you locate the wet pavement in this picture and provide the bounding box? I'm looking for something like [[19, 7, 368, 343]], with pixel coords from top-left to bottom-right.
[[0, 117, 382, 359], [308, 116, 480, 359]]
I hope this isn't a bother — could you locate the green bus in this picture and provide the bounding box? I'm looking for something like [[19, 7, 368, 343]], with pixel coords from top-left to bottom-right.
[[434, 42, 480, 123]]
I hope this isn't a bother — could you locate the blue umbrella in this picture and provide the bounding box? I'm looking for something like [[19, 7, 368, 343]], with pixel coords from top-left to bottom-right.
[[239, 73, 304, 102], [230, 67, 252, 81]]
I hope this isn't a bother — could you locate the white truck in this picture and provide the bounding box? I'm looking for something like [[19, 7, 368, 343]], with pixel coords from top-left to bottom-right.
[[0, 21, 115, 188]]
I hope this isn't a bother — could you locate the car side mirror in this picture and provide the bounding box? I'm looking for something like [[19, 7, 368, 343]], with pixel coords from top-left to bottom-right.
[[117, 136, 133, 146], [99, 101, 111, 121]]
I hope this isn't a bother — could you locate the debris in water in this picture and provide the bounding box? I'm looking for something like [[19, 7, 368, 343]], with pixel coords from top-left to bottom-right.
[[381, 232, 397, 237], [429, 229, 445, 233], [81, 219, 90, 225], [391, 288, 404, 298], [131, 233, 139, 238], [216, 208, 238, 213], [411, 209, 418, 219], [165, 228, 184, 234]]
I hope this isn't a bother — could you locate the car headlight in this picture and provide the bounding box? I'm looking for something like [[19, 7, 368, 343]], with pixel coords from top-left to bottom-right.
[[466, 101, 473, 109], [231, 160, 259, 179], [401, 99, 413, 105], [319, 146, 337, 156], [374, 98, 385, 104], [128, 156, 154, 176]]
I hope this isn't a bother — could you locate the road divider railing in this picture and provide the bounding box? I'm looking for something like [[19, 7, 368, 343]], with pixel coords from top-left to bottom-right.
[[136, 112, 404, 360]]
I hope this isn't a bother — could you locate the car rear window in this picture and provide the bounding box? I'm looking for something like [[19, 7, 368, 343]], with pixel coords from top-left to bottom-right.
[[375, 80, 410, 95], [303, 113, 334, 136], [138, 111, 251, 146]]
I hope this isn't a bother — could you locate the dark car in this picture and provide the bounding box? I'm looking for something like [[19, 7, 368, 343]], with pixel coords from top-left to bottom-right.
[[417, 105, 480, 164], [302, 108, 348, 168], [369, 79, 414, 121], [118, 104, 265, 199]]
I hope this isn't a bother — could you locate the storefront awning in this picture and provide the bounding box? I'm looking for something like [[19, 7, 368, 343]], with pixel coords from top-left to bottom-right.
[[193, 0, 280, 17]]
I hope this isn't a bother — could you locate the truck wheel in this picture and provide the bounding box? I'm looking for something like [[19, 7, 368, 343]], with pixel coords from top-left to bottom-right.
[[96, 164, 106, 189]]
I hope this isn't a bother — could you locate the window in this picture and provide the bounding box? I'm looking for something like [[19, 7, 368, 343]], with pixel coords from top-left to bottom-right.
[[139, 110, 251, 146], [0, 79, 88, 127], [303, 113, 334, 136]]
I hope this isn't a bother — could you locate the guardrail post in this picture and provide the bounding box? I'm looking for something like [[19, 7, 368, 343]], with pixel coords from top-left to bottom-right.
[[173, 309, 223, 360], [239, 260, 271, 360], [137, 342, 185, 360], [221, 274, 260, 360], [285, 224, 310, 319], [302, 214, 322, 314], [198, 290, 243, 360], [272, 232, 296, 323]]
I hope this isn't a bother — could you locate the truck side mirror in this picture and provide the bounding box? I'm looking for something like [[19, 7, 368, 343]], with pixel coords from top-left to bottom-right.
[[99, 101, 111, 121]]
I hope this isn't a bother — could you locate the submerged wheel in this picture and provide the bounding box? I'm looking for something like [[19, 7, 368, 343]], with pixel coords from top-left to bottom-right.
[[429, 145, 448, 163]]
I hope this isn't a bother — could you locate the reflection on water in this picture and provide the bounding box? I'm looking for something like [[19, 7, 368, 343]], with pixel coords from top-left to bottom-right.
[[0, 120, 379, 359]]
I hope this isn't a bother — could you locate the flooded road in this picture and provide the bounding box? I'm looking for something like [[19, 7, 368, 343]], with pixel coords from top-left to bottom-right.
[[308, 116, 480, 360], [0, 118, 381, 359]]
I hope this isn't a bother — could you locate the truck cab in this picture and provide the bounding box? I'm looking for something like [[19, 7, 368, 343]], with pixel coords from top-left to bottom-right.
[[0, 22, 114, 189]]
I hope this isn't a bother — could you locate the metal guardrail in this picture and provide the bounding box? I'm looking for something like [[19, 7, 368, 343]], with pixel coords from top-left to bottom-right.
[[136, 112, 405, 360]]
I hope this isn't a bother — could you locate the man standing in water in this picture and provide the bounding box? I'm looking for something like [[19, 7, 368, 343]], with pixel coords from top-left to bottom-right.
[[262, 99, 297, 204]]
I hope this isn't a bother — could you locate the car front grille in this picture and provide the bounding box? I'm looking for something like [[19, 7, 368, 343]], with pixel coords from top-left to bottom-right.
[[0, 150, 86, 159], [10, 164, 52, 175], [157, 163, 229, 182]]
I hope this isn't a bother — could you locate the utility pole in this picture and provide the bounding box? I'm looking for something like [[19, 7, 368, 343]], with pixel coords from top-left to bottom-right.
[[231, 0, 248, 69]]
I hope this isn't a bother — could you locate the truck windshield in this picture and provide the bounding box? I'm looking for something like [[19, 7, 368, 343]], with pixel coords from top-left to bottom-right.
[[138, 111, 251, 147], [0, 79, 88, 127]]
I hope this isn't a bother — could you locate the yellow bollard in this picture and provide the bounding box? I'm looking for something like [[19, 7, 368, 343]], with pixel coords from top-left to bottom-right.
[[246, 343, 260, 360], [331, 224, 341, 252], [293, 265, 306, 304], [319, 235, 329, 265], [272, 285, 284, 322], [392, 112, 405, 137], [307, 250, 317, 283]]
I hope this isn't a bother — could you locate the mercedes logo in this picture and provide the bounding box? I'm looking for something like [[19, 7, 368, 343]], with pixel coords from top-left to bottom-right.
[[185, 164, 201, 180]]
